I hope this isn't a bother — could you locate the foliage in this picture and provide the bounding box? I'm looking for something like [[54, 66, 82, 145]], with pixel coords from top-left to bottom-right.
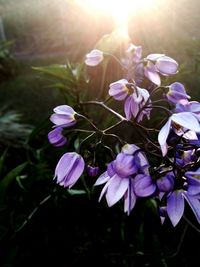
[[0, 40, 19, 80]]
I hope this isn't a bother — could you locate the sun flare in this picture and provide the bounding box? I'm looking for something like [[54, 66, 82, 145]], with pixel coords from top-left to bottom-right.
[[75, 0, 167, 40], [75, 0, 166, 25]]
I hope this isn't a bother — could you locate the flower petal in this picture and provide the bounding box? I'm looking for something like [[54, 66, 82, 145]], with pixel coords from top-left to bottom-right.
[[183, 193, 200, 223], [124, 179, 137, 215], [146, 53, 165, 61], [172, 112, 200, 133], [53, 105, 75, 115], [134, 174, 156, 197], [158, 118, 172, 156], [156, 56, 178, 75], [167, 190, 184, 226], [106, 175, 129, 207], [144, 65, 161, 85], [94, 171, 110, 186]]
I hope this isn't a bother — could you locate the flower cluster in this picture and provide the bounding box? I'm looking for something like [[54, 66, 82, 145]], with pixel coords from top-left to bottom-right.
[[48, 42, 200, 227]]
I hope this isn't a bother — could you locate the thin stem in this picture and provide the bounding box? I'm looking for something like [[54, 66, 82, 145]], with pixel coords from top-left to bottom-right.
[[77, 113, 101, 132], [104, 52, 125, 68], [67, 129, 94, 134], [103, 133, 125, 145], [183, 215, 200, 233], [103, 95, 112, 104], [103, 120, 124, 133], [80, 101, 126, 121], [79, 132, 96, 153], [165, 224, 188, 259], [146, 105, 172, 115], [14, 189, 56, 234], [98, 62, 108, 99]]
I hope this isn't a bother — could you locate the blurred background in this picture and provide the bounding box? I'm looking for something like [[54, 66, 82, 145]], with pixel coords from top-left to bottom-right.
[[0, 0, 200, 266]]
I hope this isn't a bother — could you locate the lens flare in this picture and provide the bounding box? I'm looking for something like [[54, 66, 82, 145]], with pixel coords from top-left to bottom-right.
[[75, 0, 167, 39]]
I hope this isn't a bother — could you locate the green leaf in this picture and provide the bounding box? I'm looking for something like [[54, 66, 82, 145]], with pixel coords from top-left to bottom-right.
[[67, 189, 87, 196], [33, 65, 75, 83], [0, 162, 28, 199]]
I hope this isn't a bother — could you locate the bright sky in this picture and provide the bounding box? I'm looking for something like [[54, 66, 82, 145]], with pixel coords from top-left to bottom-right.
[[75, 0, 168, 41]]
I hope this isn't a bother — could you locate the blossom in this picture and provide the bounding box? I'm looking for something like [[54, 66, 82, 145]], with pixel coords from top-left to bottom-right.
[[175, 100, 200, 120], [54, 152, 85, 188], [126, 43, 142, 63], [87, 165, 99, 177], [158, 112, 200, 156], [155, 56, 178, 75], [94, 150, 155, 215], [48, 127, 67, 147], [85, 49, 104, 66], [156, 169, 200, 226], [124, 86, 150, 121], [121, 143, 149, 173], [109, 79, 129, 100], [166, 82, 190, 104], [144, 61, 161, 86], [157, 173, 174, 193], [144, 54, 178, 85], [50, 105, 76, 128]]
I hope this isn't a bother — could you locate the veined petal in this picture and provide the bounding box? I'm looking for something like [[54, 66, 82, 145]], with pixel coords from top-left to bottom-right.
[[124, 96, 134, 120], [85, 49, 103, 66], [134, 174, 156, 197], [158, 118, 172, 156], [167, 190, 184, 227], [98, 179, 112, 202], [144, 66, 161, 86], [50, 114, 76, 128], [124, 179, 137, 215], [53, 105, 75, 115], [106, 175, 129, 207], [156, 56, 178, 75], [183, 193, 200, 223], [94, 171, 110, 186], [113, 153, 137, 177], [66, 155, 85, 188], [171, 112, 200, 132], [55, 152, 78, 183], [146, 53, 165, 61], [54, 152, 85, 188]]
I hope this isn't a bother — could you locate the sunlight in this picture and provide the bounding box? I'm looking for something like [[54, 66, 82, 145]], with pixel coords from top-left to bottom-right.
[[75, 0, 167, 39]]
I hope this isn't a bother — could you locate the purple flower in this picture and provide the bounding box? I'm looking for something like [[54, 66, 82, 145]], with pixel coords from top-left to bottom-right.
[[124, 87, 150, 121], [87, 165, 99, 177], [167, 189, 200, 227], [50, 105, 76, 128], [144, 54, 178, 85], [175, 100, 200, 120], [158, 112, 200, 156], [184, 169, 200, 196], [158, 169, 200, 226], [121, 143, 149, 173], [167, 190, 185, 226], [54, 152, 85, 188], [126, 43, 142, 63], [155, 56, 178, 75], [144, 61, 161, 86], [134, 174, 156, 197], [157, 173, 174, 193], [166, 82, 190, 104], [94, 150, 155, 215], [109, 79, 129, 100], [48, 127, 67, 147], [85, 49, 104, 66]]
